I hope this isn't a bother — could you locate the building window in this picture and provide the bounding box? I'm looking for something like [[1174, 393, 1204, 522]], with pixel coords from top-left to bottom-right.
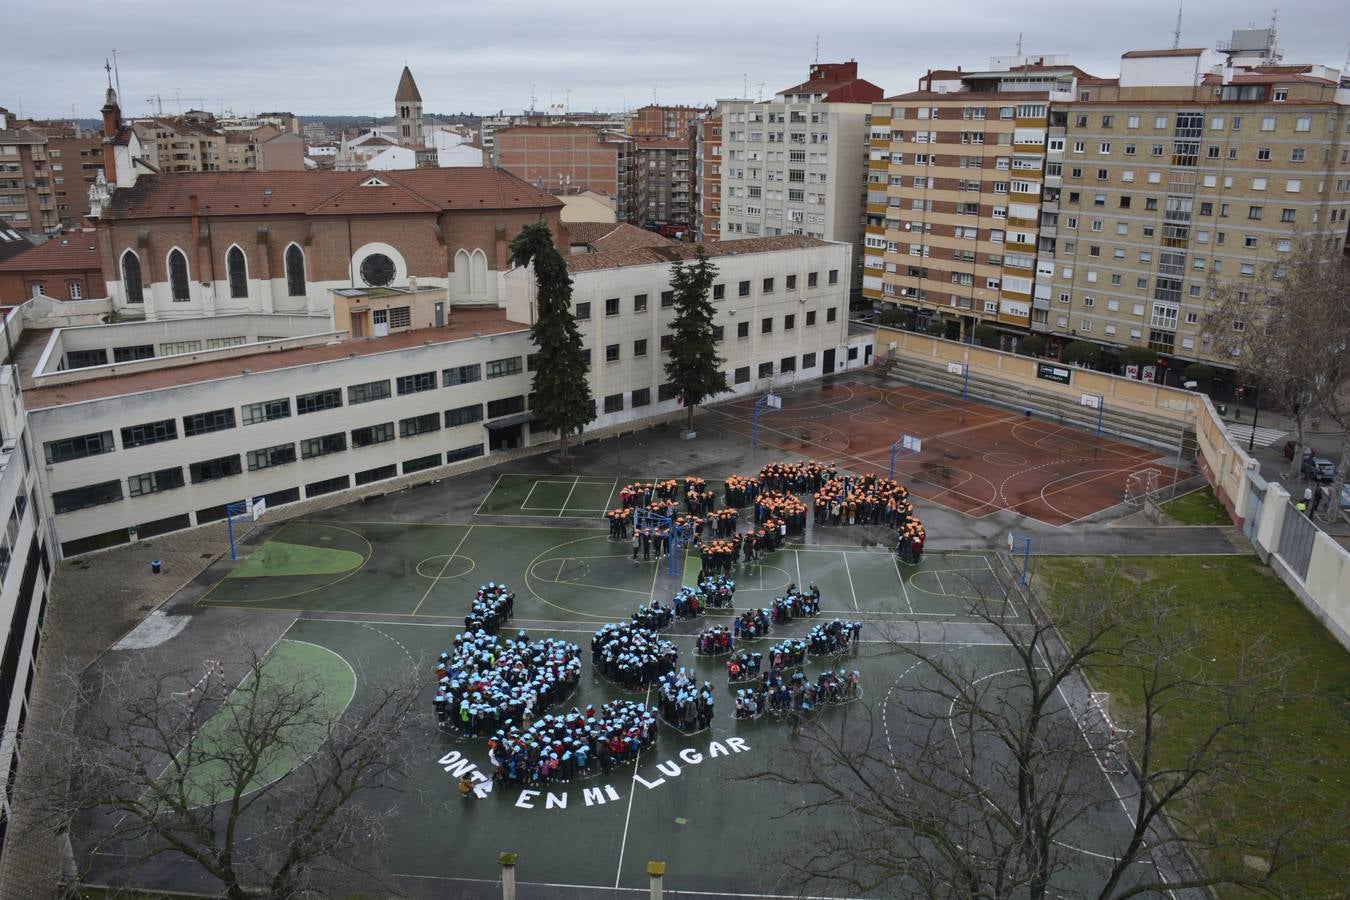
[[604, 393, 624, 413], [1247, 206, 1263, 220], [285, 244, 306, 297], [786, 274, 797, 290], [660, 334, 674, 352], [121, 250, 144, 303], [53, 480, 123, 514], [360, 253, 395, 287], [806, 310, 817, 326], [403, 454, 442, 475], [734, 366, 750, 384], [128, 467, 185, 497], [828, 269, 839, 285], [802, 352, 817, 369], [168, 248, 190, 301], [295, 389, 342, 415], [486, 395, 525, 418], [826, 307, 837, 322], [634, 339, 648, 357], [658, 382, 679, 402], [738, 280, 751, 297], [350, 422, 395, 447], [306, 475, 351, 497], [445, 404, 483, 427], [348, 378, 392, 404], [190, 455, 243, 483], [605, 343, 620, 363], [397, 371, 437, 394], [761, 316, 773, 334], [445, 444, 485, 464], [443, 364, 481, 387], [662, 290, 677, 307], [605, 297, 620, 317], [780, 356, 796, 373], [634, 293, 648, 313], [300, 432, 347, 459], [68, 280, 83, 300], [121, 419, 176, 448], [226, 246, 248, 299], [44, 431, 115, 464], [784, 313, 795, 330], [183, 408, 235, 437], [807, 272, 818, 288], [737, 321, 750, 338], [758, 362, 773, 378], [241, 398, 291, 425], [245, 442, 295, 472], [575, 301, 591, 319], [355, 464, 398, 486], [399, 413, 441, 437], [485, 357, 522, 379], [631, 388, 651, 408], [763, 277, 775, 294]]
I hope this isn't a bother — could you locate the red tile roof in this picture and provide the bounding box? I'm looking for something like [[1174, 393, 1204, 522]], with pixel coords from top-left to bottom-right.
[[564, 234, 826, 273], [23, 307, 525, 408], [103, 168, 563, 220], [0, 234, 101, 273], [778, 63, 885, 103]]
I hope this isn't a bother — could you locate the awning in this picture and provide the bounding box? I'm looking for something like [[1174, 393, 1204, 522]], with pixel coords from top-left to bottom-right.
[[485, 412, 534, 429]]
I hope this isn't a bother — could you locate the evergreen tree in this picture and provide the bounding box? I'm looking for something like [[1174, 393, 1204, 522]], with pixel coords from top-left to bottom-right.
[[664, 247, 730, 432], [509, 223, 594, 463]]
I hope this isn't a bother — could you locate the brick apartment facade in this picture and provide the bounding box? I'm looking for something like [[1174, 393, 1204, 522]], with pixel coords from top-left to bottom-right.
[[0, 231, 103, 302], [633, 137, 692, 226], [494, 125, 635, 221], [630, 104, 708, 139]]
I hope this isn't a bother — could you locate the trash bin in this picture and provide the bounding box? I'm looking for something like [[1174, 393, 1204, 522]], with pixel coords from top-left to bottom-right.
[[1217, 403, 1228, 416], [151, 560, 162, 574]]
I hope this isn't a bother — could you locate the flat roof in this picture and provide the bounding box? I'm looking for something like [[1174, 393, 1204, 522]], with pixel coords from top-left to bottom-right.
[[22, 306, 526, 410]]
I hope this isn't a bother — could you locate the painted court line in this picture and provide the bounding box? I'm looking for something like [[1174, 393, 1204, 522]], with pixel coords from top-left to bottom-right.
[[410, 525, 475, 616], [558, 476, 582, 517], [842, 553, 859, 611], [614, 682, 652, 888], [393, 872, 873, 900], [473, 473, 504, 517], [895, 556, 915, 615], [519, 478, 543, 512], [600, 476, 621, 517]]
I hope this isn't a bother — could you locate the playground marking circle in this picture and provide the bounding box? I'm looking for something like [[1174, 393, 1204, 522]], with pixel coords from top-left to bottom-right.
[[415, 554, 476, 580], [982, 450, 1029, 467]]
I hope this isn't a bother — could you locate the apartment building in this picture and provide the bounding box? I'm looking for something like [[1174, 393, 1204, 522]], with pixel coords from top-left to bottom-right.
[[0, 231, 102, 302], [0, 113, 54, 235], [863, 58, 1085, 338], [480, 110, 631, 166], [867, 30, 1350, 381], [630, 105, 708, 139], [633, 138, 692, 226], [23, 235, 864, 556], [714, 63, 883, 288], [494, 125, 635, 221], [693, 114, 722, 241], [0, 361, 55, 862]]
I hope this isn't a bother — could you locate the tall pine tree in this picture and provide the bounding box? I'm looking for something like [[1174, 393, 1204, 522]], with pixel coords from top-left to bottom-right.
[[510, 222, 594, 463], [664, 247, 729, 432]]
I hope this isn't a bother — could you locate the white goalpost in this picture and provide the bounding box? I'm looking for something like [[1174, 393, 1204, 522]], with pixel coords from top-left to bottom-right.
[[1081, 691, 1132, 775]]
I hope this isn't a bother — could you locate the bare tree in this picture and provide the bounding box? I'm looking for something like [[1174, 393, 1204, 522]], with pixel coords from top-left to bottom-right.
[[1203, 238, 1350, 516], [25, 647, 425, 899], [743, 568, 1306, 899]]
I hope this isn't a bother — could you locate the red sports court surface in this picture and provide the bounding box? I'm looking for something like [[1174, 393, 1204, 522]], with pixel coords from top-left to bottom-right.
[[709, 379, 1179, 526]]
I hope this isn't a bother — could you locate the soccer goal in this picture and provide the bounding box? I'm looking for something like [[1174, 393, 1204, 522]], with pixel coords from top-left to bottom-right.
[[1123, 468, 1160, 508], [1081, 691, 1132, 775]]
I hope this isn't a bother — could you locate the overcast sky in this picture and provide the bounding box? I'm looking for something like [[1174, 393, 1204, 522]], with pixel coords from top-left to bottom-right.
[[4, 0, 1346, 120]]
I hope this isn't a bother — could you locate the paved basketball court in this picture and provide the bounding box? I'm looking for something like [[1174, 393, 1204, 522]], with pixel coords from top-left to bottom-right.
[[708, 380, 1180, 526]]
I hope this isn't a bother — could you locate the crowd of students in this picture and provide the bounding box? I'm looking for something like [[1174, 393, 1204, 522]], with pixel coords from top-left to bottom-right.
[[895, 521, 927, 564], [683, 477, 717, 516], [808, 619, 862, 656], [723, 475, 759, 508], [670, 587, 705, 619], [699, 508, 741, 538], [694, 624, 734, 656], [433, 631, 582, 737], [771, 584, 821, 621], [767, 639, 808, 668], [755, 492, 809, 535], [733, 608, 773, 640], [606, 507, 632, 539], [592, 623, 679, 688], [464, 583, 514, 634], [486, 700, 657, 786], [630, 601, 675, 632], [726, 650, 763, 682], [698, 574, 736, 608], [758, 461, 837, 494], [814, 473, 914, 528], [656, 669, 715, 732], [734, 668, 861, 717]]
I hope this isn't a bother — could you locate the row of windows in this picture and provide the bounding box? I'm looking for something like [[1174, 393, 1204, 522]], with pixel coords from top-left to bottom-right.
[[119, 244, 307, 304], [53, 442, 489, 514], [572, 271, 840, 319], [593, 309, 837, 363], [596, 353, 830, 415], [44, 364, 525, 463]]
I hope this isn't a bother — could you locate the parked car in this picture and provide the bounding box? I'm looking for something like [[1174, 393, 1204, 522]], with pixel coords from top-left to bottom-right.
[[1301, 455, 1336, 482], [1283, 440, 1316, 461]]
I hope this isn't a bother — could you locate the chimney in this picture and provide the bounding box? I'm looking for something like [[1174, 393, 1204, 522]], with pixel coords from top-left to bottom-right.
[[100, 87, 122, 185]]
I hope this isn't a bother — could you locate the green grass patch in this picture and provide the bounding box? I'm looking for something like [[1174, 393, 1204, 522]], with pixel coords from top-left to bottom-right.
[[1038, 555, 1350, 898], [180, 640, 356, 807], [1162, 486, 1232, 526], [227, 540, 364, 578]]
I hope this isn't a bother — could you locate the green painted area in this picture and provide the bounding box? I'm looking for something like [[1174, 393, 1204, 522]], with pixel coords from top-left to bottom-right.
[[180, 640, 355, 808], [228, 540, 364, 579], [1162, 486, 1232, 526], [1039, 555, 1350, 899]]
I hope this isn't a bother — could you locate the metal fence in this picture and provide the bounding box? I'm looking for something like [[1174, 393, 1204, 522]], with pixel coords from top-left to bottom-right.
[[1276, 500, 1318, 579]]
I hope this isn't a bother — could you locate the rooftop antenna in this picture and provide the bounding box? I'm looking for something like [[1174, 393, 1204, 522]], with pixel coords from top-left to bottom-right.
[[757, 82, 765, 102], [652, 84, 658, 105], [529, 83, 537, 113], [1172, 1, 1183, 49], [112, 48, 122, 101], [743, 73, 748, 98], [814, 34, 819, 63], [1016, 32, 1023, 56], [565, 88, 572, 113]]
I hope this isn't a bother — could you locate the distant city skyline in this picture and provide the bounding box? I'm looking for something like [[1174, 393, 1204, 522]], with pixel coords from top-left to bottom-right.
[[3, 0, 1347, 120]]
